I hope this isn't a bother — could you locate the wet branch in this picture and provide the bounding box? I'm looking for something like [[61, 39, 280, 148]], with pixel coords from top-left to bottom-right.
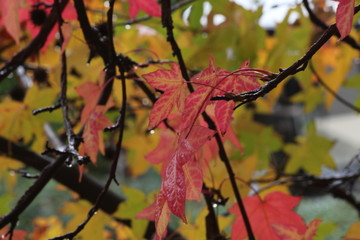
[[211, 4, 360, 109], [160, 1, 255, 239]]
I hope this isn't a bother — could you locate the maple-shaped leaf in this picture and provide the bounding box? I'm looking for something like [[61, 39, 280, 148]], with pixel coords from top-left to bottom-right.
[[184, 158, 203, 201], [138, 126, 215, 239], [82, 106, 112, 164], [229, 191, 306, 240], [76, 81, 114, 124], [128, 0, 161, 19], [214, 60, 262, 134], [284, 123, 335, 175], [272, 219, 322, 240], [145, 130, 176, 164], [179, 57, 220, 133], [163, 126, 215, 221], [142, 63, 188, 130], [335, 0, 355, 40]]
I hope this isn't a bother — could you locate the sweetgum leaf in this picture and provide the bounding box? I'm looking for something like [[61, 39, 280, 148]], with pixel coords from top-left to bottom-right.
[[142, 63, 187, 130], [229, 191, 306, 240], [284, 123, 335, 175]]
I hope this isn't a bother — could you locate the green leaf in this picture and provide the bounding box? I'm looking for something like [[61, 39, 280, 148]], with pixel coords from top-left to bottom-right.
[[240, 127, 282, 170], [0, 194, 12, 215], [284, 123, 335, 175], [188, 1, 204, 29], [114, 186, 154, 239]]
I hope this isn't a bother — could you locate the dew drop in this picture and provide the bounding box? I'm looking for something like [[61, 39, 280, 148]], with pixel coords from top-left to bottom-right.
[[125, 24, 131, 30], [212, 203, 218, 208], [150, 130, 155, 134]]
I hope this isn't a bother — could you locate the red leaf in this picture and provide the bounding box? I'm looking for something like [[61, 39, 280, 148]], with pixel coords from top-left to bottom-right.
[[184, 158, 203, 201], [179, 58, 220, 133], [76, 81, 113, 124], [22, 0, 77, 50], [335, 0, 355, 40], [145, 130, 176, 164], [163, 151, 188, 222], [142, 63, 188, 129], [82, 106, 112, 164], [163, 126, 214, 221], [128, 0, 161, 19], [229, 191, 306, 240], [0, 0, 20, 43], [214, 61, 262, 134]]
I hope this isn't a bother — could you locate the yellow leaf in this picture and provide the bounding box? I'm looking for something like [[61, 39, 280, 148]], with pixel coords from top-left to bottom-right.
[[345, 222, 360, 239], [312, 39, 356, 109], [62, 200, 111, 240], [178, 208, 232, 239], [32, 216, 64, 240]]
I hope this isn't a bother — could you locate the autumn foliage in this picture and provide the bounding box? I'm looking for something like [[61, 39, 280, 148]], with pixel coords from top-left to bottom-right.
[[1, 0, 360, 240]]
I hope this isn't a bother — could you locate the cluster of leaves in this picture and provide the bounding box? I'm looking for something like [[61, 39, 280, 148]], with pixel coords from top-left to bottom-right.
[[1, 0, 360, 240]]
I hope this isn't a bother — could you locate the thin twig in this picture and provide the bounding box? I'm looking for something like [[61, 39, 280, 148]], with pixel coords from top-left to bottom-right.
[[114, 0, 195, 27], [303, 0, 360, 50], [211, 4, 360, 108], [160, 1, 255, 238], [56, 0, 83, 166], [32, 102, 61, 115], [310, 63, 360, 113], [0, 0, 69, 82], [49, 1, 124, 238]]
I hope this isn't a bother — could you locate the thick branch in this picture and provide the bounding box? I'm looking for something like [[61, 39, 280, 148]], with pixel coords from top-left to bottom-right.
[[0, 137, 123, 216], [0, 0, 69, 82]]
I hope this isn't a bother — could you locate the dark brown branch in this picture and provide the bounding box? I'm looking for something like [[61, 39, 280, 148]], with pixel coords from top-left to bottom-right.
[[303, 0, 360, 50], [0, 0, 69, 82], [0, 154, 67, 229], [32, 102, 61, 115], [310, 63, 360, 113], [160, 1, 255, 238], [202, 184, 224, 240], [161, 0, 193, 91], [0, 137, 124, 216], [73, 0, 109, 62], [56, 1, 83, 165], [49, 1, 124, 238], [212, 4, 360, 108]]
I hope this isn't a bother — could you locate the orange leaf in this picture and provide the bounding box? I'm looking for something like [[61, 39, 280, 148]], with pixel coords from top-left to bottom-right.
[[76, 81, 113, 124], [142, 63, 188, 130], [184, 158, 203, 201], [82, 106, 112, 164], [272, 219, 322, 240]]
